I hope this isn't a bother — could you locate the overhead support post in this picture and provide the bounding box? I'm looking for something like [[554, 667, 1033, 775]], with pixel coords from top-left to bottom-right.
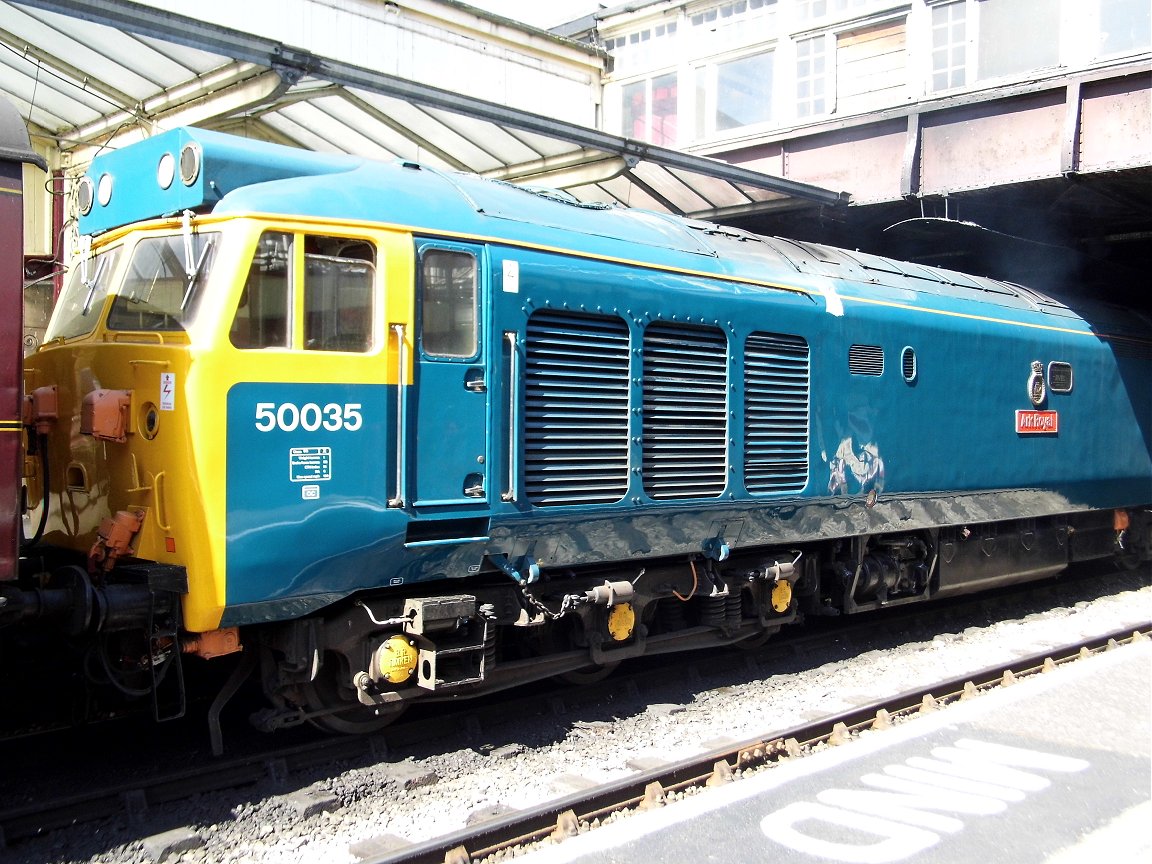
[[900, 112, 922, 200], [1061, 81, 1083, 177]]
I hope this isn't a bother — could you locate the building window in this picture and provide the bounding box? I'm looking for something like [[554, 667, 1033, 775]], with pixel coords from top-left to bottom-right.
[[623, 73, 678, 145], [690, 0, 778, 53], [1097, 0, 1151, 56], [603, 21, 677, 73], [836, 17, 907, 113], [796, 0, 872, 21], [930, 1, 967, 91], [622, 80, 646, 139], [717, 51, 774, 131], [690, 1, 779, 25], [694, 50, 775, 139], [795, 35, 828, 118], [977, 0, 1060, 81]]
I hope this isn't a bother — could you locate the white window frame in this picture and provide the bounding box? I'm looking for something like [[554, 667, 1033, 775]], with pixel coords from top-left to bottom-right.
[[617, 70, 681, 146], [924, 0, 969, 93], [1078, 0, 1152, 62], [603, 18, 681, 75], [690, 44, 779, 143], [793, 31, 835, 120], [974, 0, 1063, 83], [917, 0, 1106, 97], [794, 0, 890, 26], [687, 0, 781, 54]]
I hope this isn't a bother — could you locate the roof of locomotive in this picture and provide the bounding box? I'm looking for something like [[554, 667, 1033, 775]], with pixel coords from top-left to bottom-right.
[[79, 126, 1097, 325], [213, 148, 1088, 322]]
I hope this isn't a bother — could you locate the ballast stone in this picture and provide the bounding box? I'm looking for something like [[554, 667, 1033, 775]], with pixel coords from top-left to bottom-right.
[[142, 826, 204, 863], [386, 758, 440, 790], [285, 787, 341, 818], [349, 833, 410, 860]]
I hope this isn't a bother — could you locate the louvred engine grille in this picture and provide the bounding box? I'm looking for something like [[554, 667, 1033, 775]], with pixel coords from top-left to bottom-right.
[[524, 311, 631, 506]]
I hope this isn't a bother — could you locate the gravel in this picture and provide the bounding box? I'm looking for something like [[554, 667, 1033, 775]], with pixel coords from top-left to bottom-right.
[[4, 566, 1149, 864]]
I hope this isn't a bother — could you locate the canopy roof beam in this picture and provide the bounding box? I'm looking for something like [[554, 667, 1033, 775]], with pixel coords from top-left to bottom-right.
[[13, 0, 848, 208]]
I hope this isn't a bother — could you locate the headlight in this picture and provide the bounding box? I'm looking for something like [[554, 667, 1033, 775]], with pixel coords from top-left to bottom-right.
[[179, 141, 202, 186], [76, 175, 94, 215], [157, 152, 175, 189], [96, 172, 114, 207]]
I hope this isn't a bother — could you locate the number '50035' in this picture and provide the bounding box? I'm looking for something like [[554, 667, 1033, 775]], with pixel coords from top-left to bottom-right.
[[254, 402, 363, 432]]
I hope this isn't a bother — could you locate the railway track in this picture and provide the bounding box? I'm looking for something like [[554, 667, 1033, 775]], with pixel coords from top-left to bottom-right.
[[0, 565, 1147, 860], [369, 625, 1150, 864]]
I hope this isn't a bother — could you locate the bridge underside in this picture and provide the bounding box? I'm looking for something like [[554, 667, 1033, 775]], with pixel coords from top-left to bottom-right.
[[719, 65, 1152, 308]]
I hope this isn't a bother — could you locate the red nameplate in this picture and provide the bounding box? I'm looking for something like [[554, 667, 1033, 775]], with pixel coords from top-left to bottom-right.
[[1016, 410, 1059, 434]]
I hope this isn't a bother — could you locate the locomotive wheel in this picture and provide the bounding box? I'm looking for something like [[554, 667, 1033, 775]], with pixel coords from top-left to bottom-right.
[[556, 660, 620, 686], [299, 669, 404, 734], [537, 618, 621, 685], [1115, 547, 1142, 571], [732, 629, 773, 650]]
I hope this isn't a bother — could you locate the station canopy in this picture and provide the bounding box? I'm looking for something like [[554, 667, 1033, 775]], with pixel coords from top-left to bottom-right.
[[0, 0, 847, 221]]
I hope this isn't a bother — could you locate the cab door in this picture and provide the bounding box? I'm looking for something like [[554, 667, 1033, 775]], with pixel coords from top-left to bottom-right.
[[411, 242, 489, 507]]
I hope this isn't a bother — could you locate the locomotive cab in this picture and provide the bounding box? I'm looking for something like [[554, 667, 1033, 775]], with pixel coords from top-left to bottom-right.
[[24, 211, 412, 621], [19, 203, 426, 726]]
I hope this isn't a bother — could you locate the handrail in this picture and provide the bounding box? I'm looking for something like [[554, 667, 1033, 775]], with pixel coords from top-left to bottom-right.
[[501, 330, 519, 503], [388, 323, 408, 508], [153, 471, 171, 531]]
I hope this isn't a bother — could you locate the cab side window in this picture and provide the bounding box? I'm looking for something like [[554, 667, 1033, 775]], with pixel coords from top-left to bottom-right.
[[230, 232, 291, 349], [304, 238, 374, 352], [230, 232, 376, 352], [420, 249, 477, 358]]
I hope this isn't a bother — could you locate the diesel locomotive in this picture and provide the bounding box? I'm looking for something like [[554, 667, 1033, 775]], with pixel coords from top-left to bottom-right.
[[4, 126, 1151, 745]]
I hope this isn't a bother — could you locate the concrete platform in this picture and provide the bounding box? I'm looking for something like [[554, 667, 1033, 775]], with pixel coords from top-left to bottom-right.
[[521, 640, 1152, 864]]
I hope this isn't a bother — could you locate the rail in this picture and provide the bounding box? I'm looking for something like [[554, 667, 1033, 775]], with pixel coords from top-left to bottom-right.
[[366, 625, 1151, 864], [1, 569, 1146, 853]]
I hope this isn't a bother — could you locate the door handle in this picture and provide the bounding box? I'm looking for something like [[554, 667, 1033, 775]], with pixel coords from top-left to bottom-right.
[[464, 368, 486, 392]]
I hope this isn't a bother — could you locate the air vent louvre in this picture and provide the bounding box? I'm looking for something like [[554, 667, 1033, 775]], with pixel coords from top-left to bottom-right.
[[642, 323, 728, 500], [524, 311, 631, 506], [901, 346, 917, 382], [849, 344, 884, 376], [745, 332, 810, 493]]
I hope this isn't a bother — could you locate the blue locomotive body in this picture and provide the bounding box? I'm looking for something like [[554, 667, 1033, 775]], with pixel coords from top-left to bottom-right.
[[27, 127, 1148, 734], [205, 142, 1152, 621]]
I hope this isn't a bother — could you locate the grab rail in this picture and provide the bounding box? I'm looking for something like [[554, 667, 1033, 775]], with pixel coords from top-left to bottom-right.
[[501, 330, 519, 503], [388, 323, 408, 508]]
